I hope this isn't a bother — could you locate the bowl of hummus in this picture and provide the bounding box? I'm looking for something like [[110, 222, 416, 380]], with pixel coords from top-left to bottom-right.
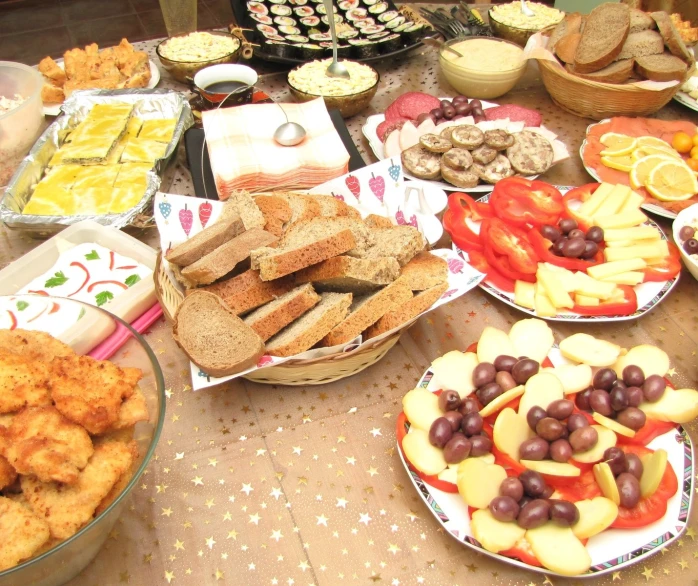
[[156, 31, 241, 83], [439, 36, 527, 99], [287, 59, 379, 118], [488, 2, 563, 47]]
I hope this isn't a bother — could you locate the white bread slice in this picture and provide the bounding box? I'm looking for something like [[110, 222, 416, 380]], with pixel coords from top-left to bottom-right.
[[165, 211, 245, 267], [265, 292, 352, 357], [294, 255, 400, 293], [243, 284, 321, 342], [172, 291, 264, 377]]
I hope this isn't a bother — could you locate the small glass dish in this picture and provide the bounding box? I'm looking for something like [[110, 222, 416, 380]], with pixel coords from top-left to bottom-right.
[[488, 7, 561, 47], [156, 31, 242, 83]]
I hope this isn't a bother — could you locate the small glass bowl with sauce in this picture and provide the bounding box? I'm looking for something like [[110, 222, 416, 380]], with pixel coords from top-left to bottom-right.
[[438, 36, 527, 100]]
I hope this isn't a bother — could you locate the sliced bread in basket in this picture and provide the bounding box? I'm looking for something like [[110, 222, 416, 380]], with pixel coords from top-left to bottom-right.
[[243, 284, 321, 342], [399, 252, 448, 291], [282, 217, 375, 257], [254, 194, 292, 238], [173, 290, 264, 376], [565, 59, 635, 83], [165, 211, 245, 267], [651, 11, 694, 64], [573, 3, 630, 73], [635, 53, 688, 81], [265, 292, 352, 357], [294, 255, 401, 293], [220, 189, 266, 230], [359, 226, 427, 267]]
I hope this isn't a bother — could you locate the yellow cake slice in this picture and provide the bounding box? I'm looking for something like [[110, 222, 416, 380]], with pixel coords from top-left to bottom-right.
[[114, 163, 151, 188], [71, 186, 115, 215], [138, 118, 177, 143], [109, 185, 146, 213], [87, 103, 133, 120], [22, 183, 77, 216], [40, 164, 84, 190], [72, 165, 120, 190], [125, 117, 143, 138], [120, 138, 167, 164]]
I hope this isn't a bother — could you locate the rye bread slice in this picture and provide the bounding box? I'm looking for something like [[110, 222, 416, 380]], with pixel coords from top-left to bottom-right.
[[294, 255, 400, 293], [364, 282, 449, 340], [629, 9, 656, 34], [195, 269, 295, 315], [172, 291, 264, 377], [364, 214, 394, 229], [165, 211, 245, 267], [635, 53, 688, 81], [221, 189, 265, 230], [254, 194, 292, 238], [282, 217, 374, 257], [399, 252, 448, 291], [567, 59, 635, 84], [320, 276, 413, 347], [555, 33, 582, 65], [265, 292, 352, 357], [547, 12, 582, 53], [243, 283, 321, 342], [358, 226, 426, 267], [573, 3, 630, 74], [651, 11, 694, 64], [181, 228, 278, 286]]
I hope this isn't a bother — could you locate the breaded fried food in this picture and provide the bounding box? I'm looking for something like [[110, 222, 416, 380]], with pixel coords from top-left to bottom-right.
[[108, 387, 149, 432], [3, 406, 93, 485], [0, 354, 51, 414], [38, 56, 66, 86], [50, 355, 142, 434], [22, 440, 137, 539], [0, 496, 50, 571], [0, 455, 17, 491], [0, 329, 75, 363], [94, 466, 132, 516]]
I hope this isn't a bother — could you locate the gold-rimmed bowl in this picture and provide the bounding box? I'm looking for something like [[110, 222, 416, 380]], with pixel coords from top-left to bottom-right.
[[156, 31, 241, 83]]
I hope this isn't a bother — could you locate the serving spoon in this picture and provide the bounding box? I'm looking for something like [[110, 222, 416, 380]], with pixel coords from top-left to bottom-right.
[[422, 34, 464, 58], [322, 0, 350, 79], [520, 0, 535, 17]]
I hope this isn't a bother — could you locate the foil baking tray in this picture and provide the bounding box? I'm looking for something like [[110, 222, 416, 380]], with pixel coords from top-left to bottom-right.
[[0, 89, 194, 237]]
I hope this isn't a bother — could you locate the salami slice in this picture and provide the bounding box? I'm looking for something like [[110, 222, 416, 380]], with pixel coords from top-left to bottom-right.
[[484, 104, 543, 128], [377, 117, 408, 142], [401, 144, 441, 180], [506, 130, 554, 175], [395, 92, 442, 120], [384, 100, 403, 123], [472, 154, 513, 184]]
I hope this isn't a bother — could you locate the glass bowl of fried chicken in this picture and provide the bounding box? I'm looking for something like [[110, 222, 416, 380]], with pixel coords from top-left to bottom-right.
[[0, 296, 165, 586]]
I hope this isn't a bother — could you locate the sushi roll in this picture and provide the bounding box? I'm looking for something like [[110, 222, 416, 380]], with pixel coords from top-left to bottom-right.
[[256, 23, 278, 35], [309, 32, 332, 41], [251, 13, 273, 24], [377, 9, 398, 22], [271, 4, 292, 16], [348, 38, 378, 58], [392, 20, 413, 33], [377, 32, 401, 52], [285, 33, 309, 43], [316, 2, 337, 15], [338, 0, 359, 9], [337, 28, 359, 40], [294, 6, 314, 17], [268, 0, 287, 4], [321, 13, 344, 25], [336, 44, 352, 58], [368, 1, 388, 15], [300, 15, 321, 27], [345, 7, 367, 21], [279, 24, 301, 35], [363, 0, 378, 5], [385, 15, 405, 29], [402, 23, 427, 42], [360, 23, 385, 34], [248, 1, 269, 15], [289, 0, 308, 4], [298, 43, 324, 59], [366, 31, 389, 40], [264, 40, 296, 58], [353, 17, 375, 29], [274, 15, 297, 26], [263, 32, 286, 41]]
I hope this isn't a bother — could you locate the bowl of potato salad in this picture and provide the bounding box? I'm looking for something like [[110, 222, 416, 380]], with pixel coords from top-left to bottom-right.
[[488, 2, 564, 47], [287, 59, 379, 118]]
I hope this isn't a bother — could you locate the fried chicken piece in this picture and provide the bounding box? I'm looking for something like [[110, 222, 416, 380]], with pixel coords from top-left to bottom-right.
[[0, 496, 51, 571], [38, 56, 66, 86], [63, 47, 88, 81], [22, 440, 137, 539], [120, 51, 148, 77], [90, 57, 121, 81], [0, 456, 17, 491], [105, 387, 149, 433], [0, 354, 51, 414], [2, 406, 93, 485], [50, 355, 142, 434], [63, 74, 121, 98], [0, 329, 75, 363], [41, 82, 65, 104]]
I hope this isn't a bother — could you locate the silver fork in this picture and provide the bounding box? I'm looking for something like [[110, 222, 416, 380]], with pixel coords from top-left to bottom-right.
[[447, 20, 468, 38]]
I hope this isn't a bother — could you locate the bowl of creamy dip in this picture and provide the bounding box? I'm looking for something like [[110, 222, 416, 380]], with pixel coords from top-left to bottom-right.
[[439, 36, 527, 99], [156, 31, 241, 83], [489, 2, 563, 47]]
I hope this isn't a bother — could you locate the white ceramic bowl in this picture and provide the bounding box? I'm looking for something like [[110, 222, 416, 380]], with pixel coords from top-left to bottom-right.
[[672, 203, 698, 281]]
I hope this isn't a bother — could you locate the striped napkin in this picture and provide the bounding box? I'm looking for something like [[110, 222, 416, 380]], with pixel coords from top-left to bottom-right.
[[202, 98, 350, 198]]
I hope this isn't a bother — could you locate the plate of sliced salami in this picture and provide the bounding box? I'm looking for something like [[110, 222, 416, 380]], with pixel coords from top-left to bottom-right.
[[361, 92, 570, 192]]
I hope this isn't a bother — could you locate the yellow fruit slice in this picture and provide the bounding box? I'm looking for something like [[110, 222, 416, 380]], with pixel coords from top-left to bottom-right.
[[629, 154, 678, 189], [600, 133, 637, 157], [600, 153, 636, 172], [635, 136, 672, 149], [631, 145, 682, 161], [646, 160, 698, 202]]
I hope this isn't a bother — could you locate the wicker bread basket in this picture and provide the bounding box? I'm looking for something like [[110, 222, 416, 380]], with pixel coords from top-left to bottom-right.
[[537, 58, 695, 121], [154, 254, 411, 386]]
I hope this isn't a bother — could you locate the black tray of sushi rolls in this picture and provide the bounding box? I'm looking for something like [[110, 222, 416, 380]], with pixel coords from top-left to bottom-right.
[[232, 0, 431, 65]]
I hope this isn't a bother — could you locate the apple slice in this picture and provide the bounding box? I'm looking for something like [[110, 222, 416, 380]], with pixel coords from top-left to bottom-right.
[[508, 319, 554, 365], [639, 388, 698, 424], [402, 429, 448, 476], [402, 388, 443, 431], [572, 425, 617, 464], [430, 351, 478, 396], [493, 407, 533, 462], [471, 508, 526, 553], [573, 497, 619, 539], [593, 462, 620, 505], [559, 333, 622, 367], [477, 326, 516, 365], [416, 117, 436, 135], [592, 412, 636, 438], [384, 130, 402, 158], [612, 344, 670, 378], [525, 523, 592, 576], [437, 465, 458, 485], [520, 460, 581, 477], [518, 373, 564, 419], [542, 364, 593, 394], [456, 458, 507, 509], [639, 448, 668, 498], [479, 385, 524, 417], [399, 121, 420, 151]]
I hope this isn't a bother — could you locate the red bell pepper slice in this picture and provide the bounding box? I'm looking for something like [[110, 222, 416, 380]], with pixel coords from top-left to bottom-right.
[[642, 242, 681, 282], [617, 419, 677, 446], [527, 228, 604, 272], [481, 218, 539, 275], [571, 284, 638, 316], [561, 183, 600, 232], [444, 209, 483, 252], [499, 546, 543, 568], [448, 191, 493, 221], [490, 178, 563, 228], [467, 250, 516, 292]]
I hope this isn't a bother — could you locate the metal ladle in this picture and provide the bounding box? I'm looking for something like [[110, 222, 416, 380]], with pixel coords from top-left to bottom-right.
[[273, 103, 306, 146], [323, 0, 350, 79]]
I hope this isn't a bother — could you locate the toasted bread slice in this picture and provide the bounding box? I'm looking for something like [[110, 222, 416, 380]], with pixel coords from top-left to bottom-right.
[[165, 211, 245, 267], [635, 52, 688, 81], [294, 255, 400, 293], [38, 56, 66, 85], [173, 291, 264, 376], [265, 292, 352, 357], [574, 3, 630, 73], [399, 252, 448, 291], [243, 284, 321, 341], [41, 82, 65, 104], [567, 59, 635, 83]]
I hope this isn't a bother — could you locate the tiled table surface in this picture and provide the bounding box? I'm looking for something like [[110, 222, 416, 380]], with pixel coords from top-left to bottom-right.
[[1, 16, 698, 586]]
